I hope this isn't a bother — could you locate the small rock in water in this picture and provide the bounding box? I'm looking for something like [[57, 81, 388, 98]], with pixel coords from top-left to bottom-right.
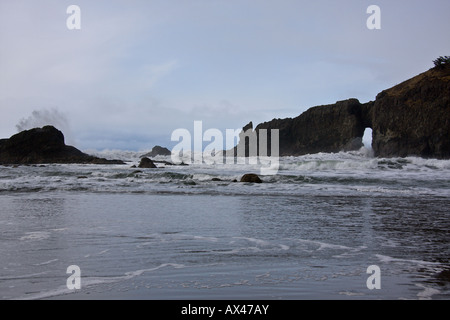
[[240, 174, 262, 183], [138, 157, 157, 168]]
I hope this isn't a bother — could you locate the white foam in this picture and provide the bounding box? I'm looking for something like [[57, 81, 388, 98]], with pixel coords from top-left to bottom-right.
[[19, 231, 50, 241], [83, 248, 112, 258], [406, 156, 450, 170], [0, 271, 49, 280], [294, 238, 354, 251], [15, 285, 73, 300], [50, 228, 68, 232], [375, 254, 441, 266], [338, 291, 365, 297], [192, 235, 219, 242], [157, 233, 219, 243], [14, 263, 186, 300], [123, 263, 185, 278], [34, 259, 59, 266], [234, 237, 271, 247], [416, 283, 441, 300], [233, 237, 290, 251], [218, 247, 263, 255]]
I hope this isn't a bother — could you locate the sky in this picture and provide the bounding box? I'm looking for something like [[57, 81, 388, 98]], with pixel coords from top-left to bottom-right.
[[1, 0, 449, 151]]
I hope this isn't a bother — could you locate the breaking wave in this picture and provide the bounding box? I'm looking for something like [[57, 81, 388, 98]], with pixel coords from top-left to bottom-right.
[[1, 149, 449, 197]]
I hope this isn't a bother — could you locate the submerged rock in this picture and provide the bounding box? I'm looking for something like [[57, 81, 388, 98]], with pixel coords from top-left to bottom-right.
[[0, 126, 125, 165], [240, 173, 262, 183]]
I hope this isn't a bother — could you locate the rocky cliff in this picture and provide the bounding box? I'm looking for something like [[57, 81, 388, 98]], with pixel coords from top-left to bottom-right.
[[0, 126, 125, 165], [234, 65, 450, 159], [370, 66, 450, 158]]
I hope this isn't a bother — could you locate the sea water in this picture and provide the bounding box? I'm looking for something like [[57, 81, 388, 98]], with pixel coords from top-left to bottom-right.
[[0, 148, 449, 300]]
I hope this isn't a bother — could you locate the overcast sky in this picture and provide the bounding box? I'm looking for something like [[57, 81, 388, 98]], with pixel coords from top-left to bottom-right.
[[1, 0, 449, 151]]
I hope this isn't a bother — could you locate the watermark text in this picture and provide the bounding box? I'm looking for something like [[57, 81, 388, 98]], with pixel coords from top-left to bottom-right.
[[171, 121, 280, 175], [66, 265, 81, 290]]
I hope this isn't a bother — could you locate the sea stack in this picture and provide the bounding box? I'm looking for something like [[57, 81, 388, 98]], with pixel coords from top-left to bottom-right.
[[233, 64, 450, 159], [0, 126, 125, 165], [141, 146, 172, 158]]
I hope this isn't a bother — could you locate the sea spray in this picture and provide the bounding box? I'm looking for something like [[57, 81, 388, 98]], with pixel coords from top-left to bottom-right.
[[16, 109, 74, 145]]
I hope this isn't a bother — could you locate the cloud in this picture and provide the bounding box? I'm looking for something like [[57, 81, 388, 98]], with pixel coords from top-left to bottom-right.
[[142, 60, 179, 89], [1, 0, 450, 150]]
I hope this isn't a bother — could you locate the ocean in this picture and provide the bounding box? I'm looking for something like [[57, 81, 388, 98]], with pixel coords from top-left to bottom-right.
[[1, 147, 449, 300]]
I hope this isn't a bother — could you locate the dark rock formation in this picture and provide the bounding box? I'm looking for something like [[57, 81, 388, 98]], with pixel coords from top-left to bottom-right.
[[234, 65, 450, 159], [138, 157, 157, 168], [232, 99, 366, 157], [370, 66, 450, 158], [240, 173, 262, 183], [141, 145, 171, 158], [0, 126, 125, 165]]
